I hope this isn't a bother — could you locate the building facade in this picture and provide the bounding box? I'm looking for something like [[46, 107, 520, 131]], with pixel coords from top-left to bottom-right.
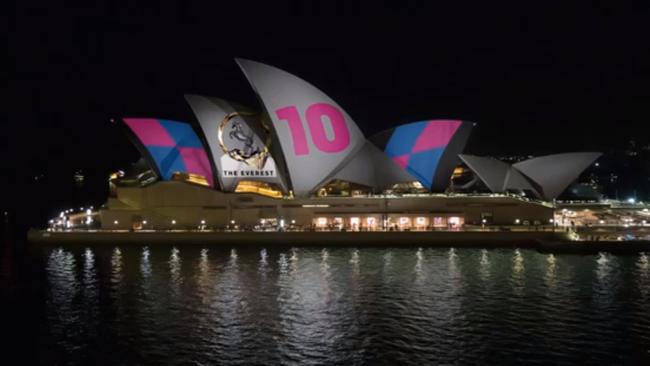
[[89, 59, 594, 231]]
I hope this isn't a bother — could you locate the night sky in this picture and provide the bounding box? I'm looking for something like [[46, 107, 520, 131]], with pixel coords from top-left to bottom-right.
[[6, 2, 650, 221]]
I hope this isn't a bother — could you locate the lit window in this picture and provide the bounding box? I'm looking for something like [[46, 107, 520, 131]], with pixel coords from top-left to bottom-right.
[[400, 217, 410, 225], [366, 217, 376, 226], [317, 217, 327, 226], [416, 217, 426, 225]]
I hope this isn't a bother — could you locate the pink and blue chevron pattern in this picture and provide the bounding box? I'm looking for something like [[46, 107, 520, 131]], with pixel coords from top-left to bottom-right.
[[384, 120, 462, 189], [123, 118, 214, 187]]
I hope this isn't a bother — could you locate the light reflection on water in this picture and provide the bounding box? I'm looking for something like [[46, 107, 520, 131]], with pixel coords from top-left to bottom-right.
[[40, 247, 650, 365], [544, 253, 557, 292]]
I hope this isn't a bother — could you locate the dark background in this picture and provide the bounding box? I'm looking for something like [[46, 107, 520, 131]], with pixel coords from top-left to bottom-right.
[[5, 1, 650, 227]]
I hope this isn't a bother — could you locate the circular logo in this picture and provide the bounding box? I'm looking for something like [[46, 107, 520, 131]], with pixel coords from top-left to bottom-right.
[[218, 112, 272, 170]]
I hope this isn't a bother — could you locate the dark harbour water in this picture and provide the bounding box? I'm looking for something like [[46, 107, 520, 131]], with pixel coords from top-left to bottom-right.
[[2, 243, 650, 365]]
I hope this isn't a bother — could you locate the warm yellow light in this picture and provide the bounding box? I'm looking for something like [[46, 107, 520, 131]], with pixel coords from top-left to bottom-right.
[[234, 180, 283, 198], [171, 172, 210, 187]]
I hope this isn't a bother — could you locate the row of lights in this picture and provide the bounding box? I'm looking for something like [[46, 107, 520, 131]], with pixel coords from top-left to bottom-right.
[[480, 218, 555, 225], [59, 206, 95, 216], [112, 218, 299, 226], [52, 207, 96, 227]]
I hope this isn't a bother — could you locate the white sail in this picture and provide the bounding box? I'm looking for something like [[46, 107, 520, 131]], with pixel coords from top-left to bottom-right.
[[236, 59, 366, 197]]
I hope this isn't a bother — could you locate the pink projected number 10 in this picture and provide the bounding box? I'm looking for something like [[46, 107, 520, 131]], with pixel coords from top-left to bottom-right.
[[276, 103, 350, 156]]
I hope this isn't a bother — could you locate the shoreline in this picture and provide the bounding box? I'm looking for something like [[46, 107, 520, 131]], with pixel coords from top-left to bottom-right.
[[26, 229, 650, 254]]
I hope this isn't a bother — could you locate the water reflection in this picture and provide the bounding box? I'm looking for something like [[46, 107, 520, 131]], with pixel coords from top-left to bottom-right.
[[320, 248, 330, 275], [276, 248, 342, 363], [637, 253, 650, 298], [169, 247, 182, 290], [350, 249, 360, 277], [383, 251, 392, 268], [212, 246, 246, 358], [82, 248, 95, 286], [448, 247, 459, 280], [260, 248, 268, 265], [140, 246, 151, 278], [289, 248, 298, 274], [81, 248, 97, 302], [258, 248, 270, 281], [193, 248, 213, 313], [512, 249, 525, 295], [46, 248, 79, 349], [479, 249, 490, 281], [593, 252, 619, 310], [111, 247, 123, 290], [637, 252, 649, 271], [199, 249, 209, 272], [513, 249, 525, 274], [414, 247, 424, 282], [289, 248, 298, 263], [230, 248, 238, 262], [595, 252, 612, 281], [278, 253, 288, 274], [545, 254, 557, 291], [36, 247, 650, 364], [198, 248, 209, 277]]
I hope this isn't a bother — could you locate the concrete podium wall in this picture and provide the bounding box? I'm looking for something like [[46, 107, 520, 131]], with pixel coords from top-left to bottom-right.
[[100, 181, 554, 230]]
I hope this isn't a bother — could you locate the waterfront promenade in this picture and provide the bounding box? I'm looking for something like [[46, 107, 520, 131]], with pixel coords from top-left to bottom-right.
[[29, 228, 650, 254], [29, 228, 564, 246]]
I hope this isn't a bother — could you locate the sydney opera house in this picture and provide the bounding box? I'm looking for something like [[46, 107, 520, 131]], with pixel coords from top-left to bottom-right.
[[94, 59, 600, 231]]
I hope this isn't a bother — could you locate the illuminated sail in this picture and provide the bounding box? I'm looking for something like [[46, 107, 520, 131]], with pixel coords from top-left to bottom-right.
[[370, 120, 473, 191], [513, 152, 601, 200], [184, 95, 287, 193], [236, 59, 366, 197], [122, 118, 214, 187]]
